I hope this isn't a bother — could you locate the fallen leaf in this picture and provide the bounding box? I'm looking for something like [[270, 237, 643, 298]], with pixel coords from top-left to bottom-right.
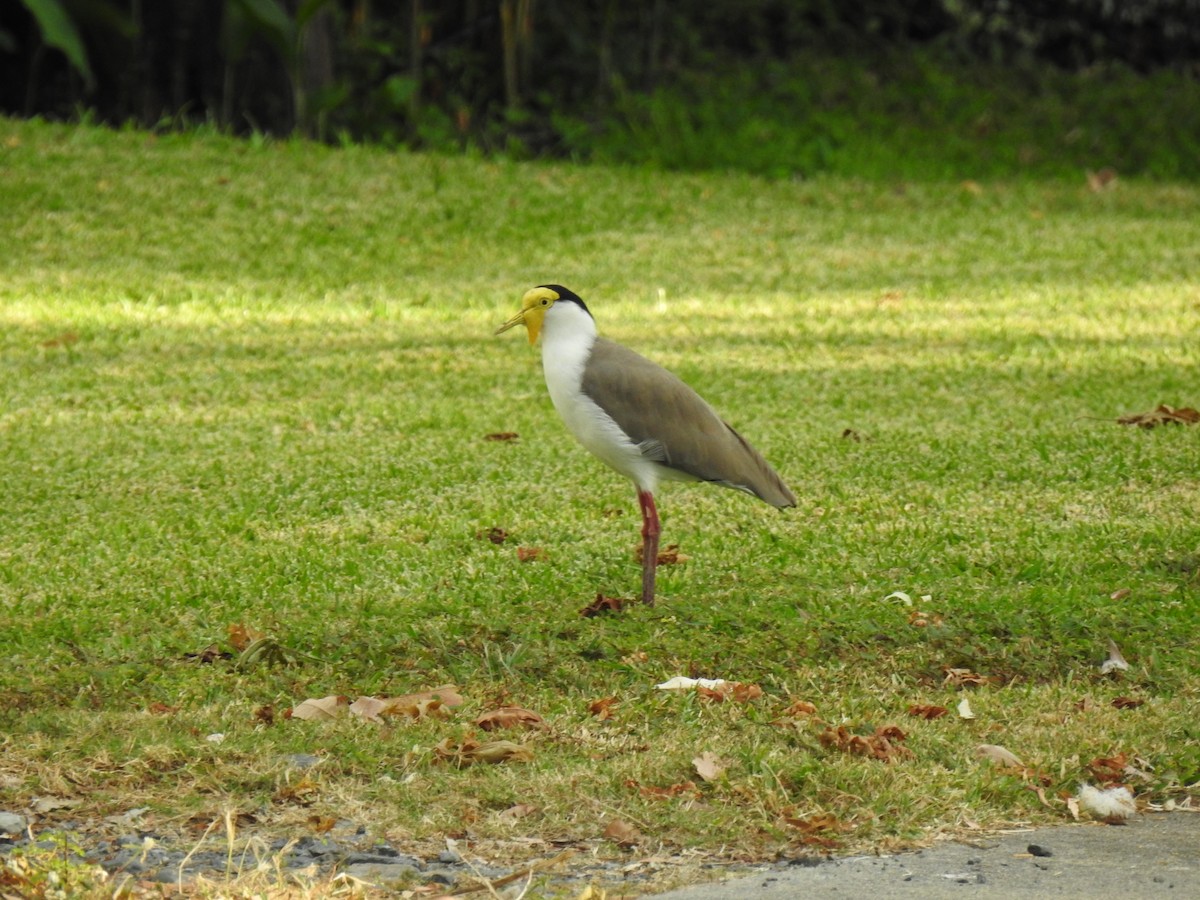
[[883, 590, 913, 606], [253, 704, 276, 725], [818, 725, 913, 762], [146, 702, 179, 716], [1116, 404, 1200, 428], [602, 819, 641, 848], [288, 695, 349, 721], [228, 622, 266, 653], [841, 428, 863, 442], [782, 811, 846, 836], [693, 751, 727, 782], [1086, 167, 1118, 192], [1100, 638, 1130, 675], [434, 737, 533, 767], [1111, 696, 1144, 710], [627, 779, 701, 801], [698, 682, 763, 703], [782, 699, 818, 717], [477, 526, 508, 544], [635, 543, 689, 565], [907, 704, 949, 720], [30, 797, 81, 814], [275, 776, 319, 805], [349, 685, 464, 722], [40, 331, 79, 349], [976, 744, 1025, 767], [908, 608, 944, 628], [1066, 795, 1081, 820], [655, 676, 727, 691], [1109, 588, 1131, 601], [588, 696, 619, 719], [495, 803, 539, 824], [475, 706, 547, 731], [580, 593, 626, 617], [517, 546, 548, 562], [1027, 785, 1055, 809], [485, 432, 520, 442], [307, 815, 336, 834], [1088, 753, 1129, 784], [943, 667, 990, 687], [957, 697, 977, 720]]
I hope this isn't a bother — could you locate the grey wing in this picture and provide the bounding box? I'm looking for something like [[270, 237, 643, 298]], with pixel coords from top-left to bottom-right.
[[581, 338, 796, 508]]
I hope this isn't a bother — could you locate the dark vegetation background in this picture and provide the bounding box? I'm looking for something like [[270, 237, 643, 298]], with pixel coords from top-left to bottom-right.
[[4, 0, 1200, 178]]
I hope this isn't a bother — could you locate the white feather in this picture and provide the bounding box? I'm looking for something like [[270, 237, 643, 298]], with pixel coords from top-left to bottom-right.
[[1077, 783, 1136, 819], [539, 300, 663, 493]]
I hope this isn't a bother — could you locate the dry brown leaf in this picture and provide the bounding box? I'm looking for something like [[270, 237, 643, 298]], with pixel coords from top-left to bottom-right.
[[693, 751, 727, 782], [307, 815, 337, 834], [434, 737, 533, 767], [603, 819, 641, 847], [1109, 588, 1131, 601], [782, 811, 846, 835], [976, 744, 1025, 767], [495, 803, 539, 824], [697, 681, 763, 703], [476, 526, 508, 544], [1088, 753, 1129, 784], [781, 699, 818, 717], [907, 704, 949, 720], [942, 667, 990, 687], [580, 593, 626, 617], [288, 695, 349, 721], [635, 543, 689, 565], [228, 622, 266, 652], [588, 696, 619, 719], [626, 778, 702, 801], [275, 776, 319, 804], [1116, 404, 1200, 428], [517, 546, 548, 562], [1112, 696, 1145, 710], [1086, 167, 1118, 192], [908, 609, 944, 628], [146, 702, 179, 716], [818, 725, 912, 762], [349, 685, 463, 723], [253, 704, 276, 725], [475, 706, 547, 731], [485, 432, 520, 442], [40, 331, 79, 349]]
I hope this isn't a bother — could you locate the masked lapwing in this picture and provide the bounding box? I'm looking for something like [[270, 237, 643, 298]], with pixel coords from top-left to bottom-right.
[[495, 285, 795, 606]]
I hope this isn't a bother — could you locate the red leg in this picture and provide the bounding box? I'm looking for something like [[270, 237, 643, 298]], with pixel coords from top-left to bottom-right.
[[637, 490, 660, 605]]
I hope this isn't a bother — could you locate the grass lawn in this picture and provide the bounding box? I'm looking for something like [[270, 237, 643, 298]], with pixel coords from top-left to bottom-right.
[[1, 117, 1198, 895]]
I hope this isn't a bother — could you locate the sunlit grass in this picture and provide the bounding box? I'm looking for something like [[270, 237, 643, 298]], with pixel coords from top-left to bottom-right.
[[1, 117, 1198, 895]]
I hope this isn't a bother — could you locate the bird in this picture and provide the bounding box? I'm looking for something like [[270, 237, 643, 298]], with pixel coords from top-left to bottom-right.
[[495, 285, 795, 606]]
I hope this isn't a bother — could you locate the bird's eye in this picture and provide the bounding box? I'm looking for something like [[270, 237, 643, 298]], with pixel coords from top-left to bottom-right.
[[541, 298, 549, 306]]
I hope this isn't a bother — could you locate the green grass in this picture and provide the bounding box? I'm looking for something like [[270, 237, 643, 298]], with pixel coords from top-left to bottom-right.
[[1, 117, 1198, 895]]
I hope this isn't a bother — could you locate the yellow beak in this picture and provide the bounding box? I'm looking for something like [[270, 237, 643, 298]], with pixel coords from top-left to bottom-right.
[[495, 306, 543, 345]]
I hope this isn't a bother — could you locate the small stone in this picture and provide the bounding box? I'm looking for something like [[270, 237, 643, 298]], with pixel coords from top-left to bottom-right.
[[342, 862, 420, 884], [0, 812, 28, 835], [437, 849, 462, 864], [1027, 844, 1053, 858]]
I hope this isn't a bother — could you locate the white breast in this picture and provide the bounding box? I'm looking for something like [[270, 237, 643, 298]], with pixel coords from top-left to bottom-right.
[[540, 302, 662, 493]]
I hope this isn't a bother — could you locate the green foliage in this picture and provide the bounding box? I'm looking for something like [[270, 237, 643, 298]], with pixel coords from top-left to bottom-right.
[[576, 53, 1200, 180], [11, 0, 94, 89]]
